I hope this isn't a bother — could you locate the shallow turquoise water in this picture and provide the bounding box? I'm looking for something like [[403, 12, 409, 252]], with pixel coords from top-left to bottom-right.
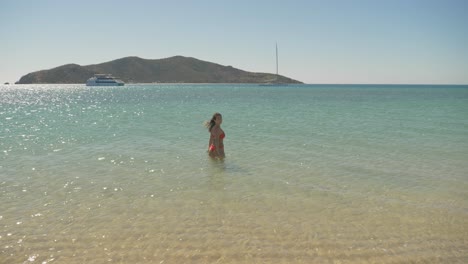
[[1, 84, 467, 263]]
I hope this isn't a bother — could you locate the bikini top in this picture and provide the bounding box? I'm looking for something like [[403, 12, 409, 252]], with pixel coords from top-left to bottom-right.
[[211, 131, 225, 139]]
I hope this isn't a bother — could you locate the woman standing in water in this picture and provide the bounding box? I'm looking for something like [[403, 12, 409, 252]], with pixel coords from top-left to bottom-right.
[[206, 113, 225, 159]]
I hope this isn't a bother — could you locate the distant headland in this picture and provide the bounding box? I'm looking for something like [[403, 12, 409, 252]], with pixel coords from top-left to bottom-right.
[[16, 56, 303, 84]]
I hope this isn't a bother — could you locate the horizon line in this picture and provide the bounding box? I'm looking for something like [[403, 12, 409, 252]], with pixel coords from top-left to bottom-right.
[[4, 82, 467, 86]]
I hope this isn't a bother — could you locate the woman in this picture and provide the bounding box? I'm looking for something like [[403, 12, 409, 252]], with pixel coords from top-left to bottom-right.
[[205, 112, 226, 159]]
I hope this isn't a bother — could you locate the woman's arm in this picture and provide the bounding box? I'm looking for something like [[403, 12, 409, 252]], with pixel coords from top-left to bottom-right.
[[212, 128, 221, 155], [208, 136, 213, 151]]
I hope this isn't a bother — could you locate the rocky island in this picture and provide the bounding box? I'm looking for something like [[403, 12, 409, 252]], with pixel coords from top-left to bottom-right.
[[16, 56, 302, 84]]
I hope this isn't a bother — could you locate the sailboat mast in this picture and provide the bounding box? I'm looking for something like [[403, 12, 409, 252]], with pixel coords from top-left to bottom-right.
[[276, 43, 278, 76]]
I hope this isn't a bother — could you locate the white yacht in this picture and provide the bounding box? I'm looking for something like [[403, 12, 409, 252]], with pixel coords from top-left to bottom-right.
[[86, 74, 125, 86]]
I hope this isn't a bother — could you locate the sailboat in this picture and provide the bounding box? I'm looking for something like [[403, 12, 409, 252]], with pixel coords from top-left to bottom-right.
[[259, 43, 285, 86]]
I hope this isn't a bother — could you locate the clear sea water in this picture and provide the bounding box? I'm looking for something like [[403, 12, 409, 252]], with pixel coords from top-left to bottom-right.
[[1, 84, 467, 263]]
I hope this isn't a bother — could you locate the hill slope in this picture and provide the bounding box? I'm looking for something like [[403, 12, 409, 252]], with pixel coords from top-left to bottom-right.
[[17, 56, 302, 84]]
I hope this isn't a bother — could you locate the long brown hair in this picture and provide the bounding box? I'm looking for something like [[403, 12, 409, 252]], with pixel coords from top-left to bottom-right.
[[205, 112, 221, 132]]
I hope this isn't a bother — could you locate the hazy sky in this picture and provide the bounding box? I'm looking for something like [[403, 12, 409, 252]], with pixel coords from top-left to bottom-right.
[[1, 0, 467, 84]]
